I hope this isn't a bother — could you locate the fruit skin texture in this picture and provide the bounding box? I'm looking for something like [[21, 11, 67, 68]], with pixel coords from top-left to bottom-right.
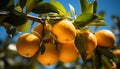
[[16, 33, 41, 58], [84, 32, 97, 52], [34, 23, 51, 36], [34, 23, 53, 43], [34, 23, 43, 35], [59, 41, 79, 63], [51, 19, 76, 43], [95, 30, 116, 48], [77, 32, 97, 59], [37, 42, 59, 66], [112, 49, 120, 61]]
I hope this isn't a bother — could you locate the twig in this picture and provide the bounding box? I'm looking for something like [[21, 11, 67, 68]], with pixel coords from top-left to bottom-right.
[[26, 14, 44, 24], [0, 11, 44, 24]]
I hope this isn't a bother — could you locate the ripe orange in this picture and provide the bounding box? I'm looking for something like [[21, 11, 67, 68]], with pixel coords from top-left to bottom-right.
[[59, 41, 79, 63], [37, 42, 59, 66], [95, 30, 116, 48], [34, 23, 53, 43], [79, 51, 94, 60], [16, 33, 41, 58], [34, 23, 51, 36], [34, 23, 43, 35], [112, 49, 120, 61], [77, 31, 97, 59], [51, 19, 76, 43]]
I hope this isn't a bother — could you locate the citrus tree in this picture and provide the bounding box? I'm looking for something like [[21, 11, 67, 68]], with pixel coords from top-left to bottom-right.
[[0, 0, 118, 69]]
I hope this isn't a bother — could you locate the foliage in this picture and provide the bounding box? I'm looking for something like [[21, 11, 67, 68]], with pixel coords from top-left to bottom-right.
[[0, 0, 119, 69]]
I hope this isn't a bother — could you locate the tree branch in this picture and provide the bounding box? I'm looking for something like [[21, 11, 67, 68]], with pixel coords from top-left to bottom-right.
[[0, 11, 44, 24]]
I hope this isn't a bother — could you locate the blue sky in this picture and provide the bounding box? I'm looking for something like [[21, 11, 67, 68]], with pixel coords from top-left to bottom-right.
[[0, 0, 120, 45], [0, 0, 120, 69], [56, 0, 120, 30]]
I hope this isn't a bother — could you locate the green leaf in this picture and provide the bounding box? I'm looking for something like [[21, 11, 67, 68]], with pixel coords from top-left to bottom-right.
[[15, 5, 23, 12], [87, 0, 97, 14], [40, 42, 45, 55], [26, 0, 36, 13], [16, 20, 30, 32], [6, 28, 16, 38], [5, 0, 14, 11], [74, 33, 87, 63], [3, 11, 27, 26], [80, 0, 89, 13], [74, 13, 97, 28], [35, 0, 43, 3], [96, 47, 118, 61], [19, 0, 27, 9], [93, 0, 97, 13], [50, 1, 66, 15], [102, 55, 112, 69], [94, 49, 102, 69], [0, 0, 10, 10], [98, 11, 105, 20], [88, 20, 107, 26], [32, 2, 59, 14]]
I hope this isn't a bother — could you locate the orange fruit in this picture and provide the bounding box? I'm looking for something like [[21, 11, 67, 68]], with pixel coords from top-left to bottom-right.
[[34, 23, 51, 36], [95, 30, 116, 48], [59, 41, 79, 63], [16, 33, 41, 58], [51, 19, 76, 43], [34, 23, 43, 35], [79, 51, 94, 60], [37, 42, 59, 66], [77, 31, 97, 59], [34, 23, 53, 43], [112, 49, 120, 61]]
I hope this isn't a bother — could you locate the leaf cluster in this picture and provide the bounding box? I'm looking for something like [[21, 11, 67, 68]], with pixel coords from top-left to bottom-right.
[[0, 0, 118, 68]]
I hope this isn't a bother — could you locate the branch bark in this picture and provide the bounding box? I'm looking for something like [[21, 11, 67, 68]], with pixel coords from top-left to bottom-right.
[[0, 11, 44, 24]]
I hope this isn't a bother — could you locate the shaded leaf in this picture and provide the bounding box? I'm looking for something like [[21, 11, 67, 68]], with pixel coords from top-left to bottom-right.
[[93, 0, 97, 13], [19, 0, 27, 9], [3, 11, 27, 26], [32, 2, 59, 14], [88, 20, 107, 26], [96, 47, 118, 61], [102, 55, 112, 69], [94, 49, 102, 69], [3, 23, 11, 30], [98, 11, 105, 20], [43, 30, 51, 40], [40, 42, 45, 55], [74, 13, 97, 28], [6, 28, 16, 38], [26, 0, 36, 13], [16, 20, 30, 32], [5, 0, 14, 11], [75, 33, 87, 63], [35, 0, 43, 3], [80, 0, 89, 13], [48, 18, 62, 26], [0, 0, 10, 10], [50, 1, 66, 15]]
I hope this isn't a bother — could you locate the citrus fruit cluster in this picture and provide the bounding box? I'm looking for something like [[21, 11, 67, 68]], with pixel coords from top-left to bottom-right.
[[16, 19, 116, 66]]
